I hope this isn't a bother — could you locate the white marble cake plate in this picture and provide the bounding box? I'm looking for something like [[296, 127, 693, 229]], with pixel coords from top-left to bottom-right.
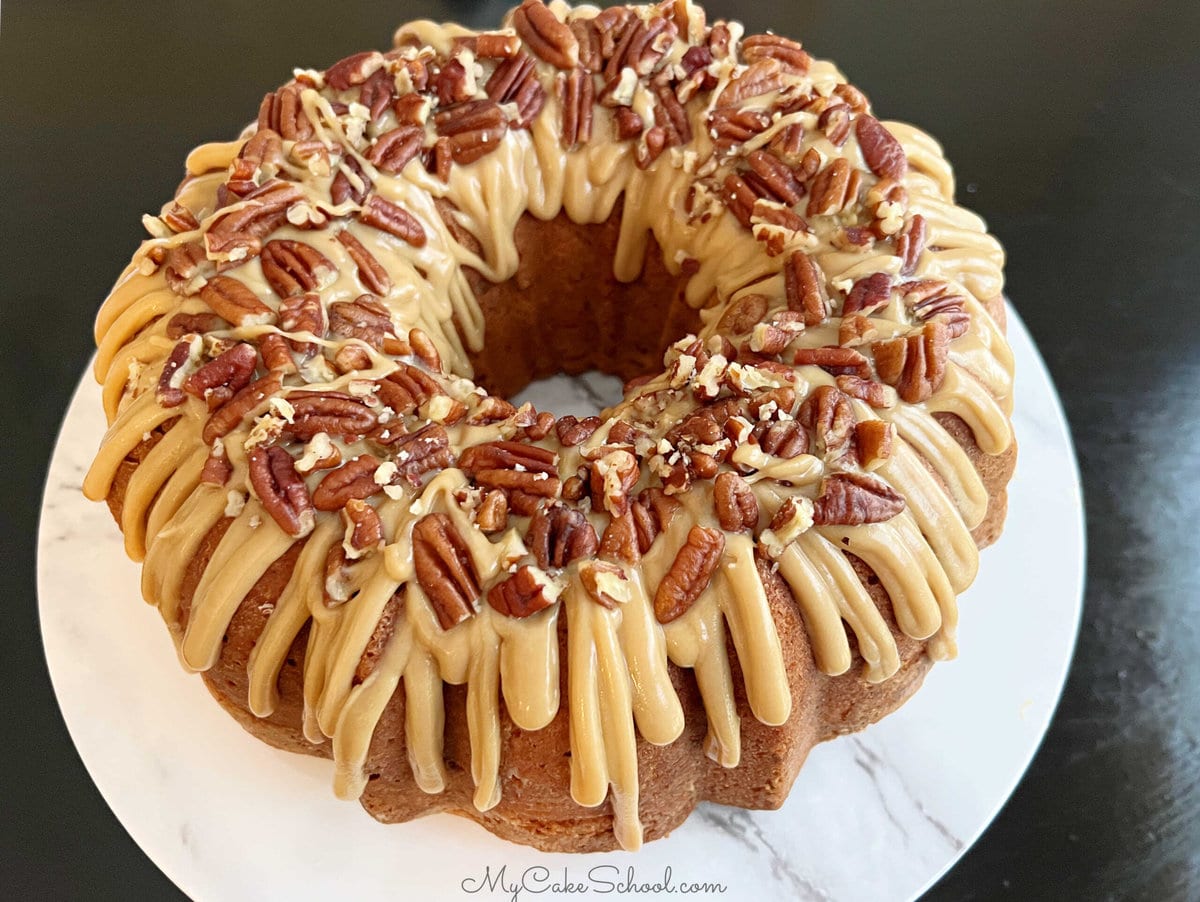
[[39, 306, 1083, 902]]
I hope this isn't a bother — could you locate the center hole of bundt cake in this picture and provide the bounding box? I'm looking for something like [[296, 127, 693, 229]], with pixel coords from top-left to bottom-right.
[[463, 203, 701, 403]]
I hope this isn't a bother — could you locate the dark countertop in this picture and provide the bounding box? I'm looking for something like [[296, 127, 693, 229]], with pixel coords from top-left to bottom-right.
[[2, 1, 1196, 898]]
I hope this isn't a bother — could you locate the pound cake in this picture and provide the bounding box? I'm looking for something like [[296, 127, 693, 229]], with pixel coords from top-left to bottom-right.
[[83, 0, 1016, 851]]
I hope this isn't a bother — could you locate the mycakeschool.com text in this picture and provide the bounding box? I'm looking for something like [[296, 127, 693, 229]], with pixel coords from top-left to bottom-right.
[[460, 864, 728, 900]]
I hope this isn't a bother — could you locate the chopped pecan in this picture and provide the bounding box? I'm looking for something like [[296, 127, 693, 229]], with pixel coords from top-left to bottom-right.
[[614, 106, 644, 140], [323, 543, 354, 606], [716, 58, 783, 108], [408, 327, 441, 371], [654, 526, 725, 624], [329, 295, 407, 354], [903, 279, 970, 338], [312, 454, 383, 511], [358, 67, 396, 121], [512, 0, 578, 69], [336, 230, 391, 296], [201, 446, 232, 486], [741, 33, 811, 74], [200, 276, 275, 327], [798, 385, 855, 462], [184, 343, 258, 409], [896, 213, 927, 276], [433, 59, 474, 107], [359, 196, 426, 247], [854, 420, 893, 468], [599, 510, 639, 564], [469, 32, 523, 59], [558, 67, 595, 148], [635, 488, 679, 551], [856, 115, 908, 180], [793, 345, 872, 379], [261, 239, 334, 299], [161, 202, 200, 234], [201, 373, 281, 444], [812, 472, 904, 525], [818, 103, 852, 146], [156, 338, 198, 408], [806, 158, 860, 217], [286, 391, 377, 441], [248, 445, 315, 537], [714, 471, 758, 531], [872, 322, 949, 402], [579, 560, 629, 609], [562, 474, 586, 502], [488, 565, 558, 618], [768, 122, 806, 161], [589, 449, 639, 516], [784, 251, 828, 326], [476, 490, 509, 533], [843, 272, 892, 316], [412, 513, 480, 629], [367, 124, 424, 174], [838, 313, 877, 347], [343, 498, 384, 553], [390, 423, 454, 483], [526, 501, 598, 570]]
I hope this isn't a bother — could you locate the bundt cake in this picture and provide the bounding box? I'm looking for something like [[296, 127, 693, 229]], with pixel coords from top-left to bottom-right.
[[82, 0, 1016, 852]]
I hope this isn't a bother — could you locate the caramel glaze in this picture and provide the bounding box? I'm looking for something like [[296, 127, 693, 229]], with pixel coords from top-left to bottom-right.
[[84, 1, 1014, 850]]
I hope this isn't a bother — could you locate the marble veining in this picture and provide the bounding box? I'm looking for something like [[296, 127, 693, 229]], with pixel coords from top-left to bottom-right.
[[38, 309, 1084, 902]]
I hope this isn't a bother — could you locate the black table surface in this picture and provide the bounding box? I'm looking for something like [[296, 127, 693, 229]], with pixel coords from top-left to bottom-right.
[[3, 1, 1197, 898]]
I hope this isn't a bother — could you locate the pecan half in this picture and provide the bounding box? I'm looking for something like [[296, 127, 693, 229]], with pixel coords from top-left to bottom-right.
[[459, 441, 561, 499], [206, 180, 303, 261], [526, 501, 598, 570], [201, 373, 282, 444], [278, 292, 326, 359], [412, 513, 480, 629], [599, 511, 639, 564], [488, 565, 558, 618], [183, 342, 258, 409], [261, 239, 334, 299], [746, 150, 804, 205], [716, 58, 783, 108], [375, 364, 441, 417], [312, 454, 383, 511], [476, 490, 509, 533], [653, 526, 725, 623], [200, 276, 275, 327], [896, 213, 927, 276], [806, 158, 860, 217], [798, 385, 855, 462], [287, 392, 377, 441], [872, 322, 949, 402], [329, 295, 406, 354], [856, 115, 908, 180], [708, 107, 772, 149], [559, 67, 594, 148], [486, 52, 546, 128], [742, 33, 811, 74], [555, 414, 602, 446], [818, 103, 852, 146], [785, 251, 828, 326], [166, 311, 225, 339], [513, 0, 578, 69], [331, 156, 371, 207], [326, 51, 385, 91], [248, 445, 315, 537], [836, 374, 892, 408], [257, 84, 313, 141], [842, 272, 892, 316], [812, 472, 904, 525], [390, 423, 454, 483], [336, 230, 392, 296], [343, 498, 384, 554], [793, 345, 872, 379], [714, 471, 758, 531], [433, 99, 510, 165], [359, 196, 426, 247], [367, 124, 424, 174], [753, 419, 809, 459]]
